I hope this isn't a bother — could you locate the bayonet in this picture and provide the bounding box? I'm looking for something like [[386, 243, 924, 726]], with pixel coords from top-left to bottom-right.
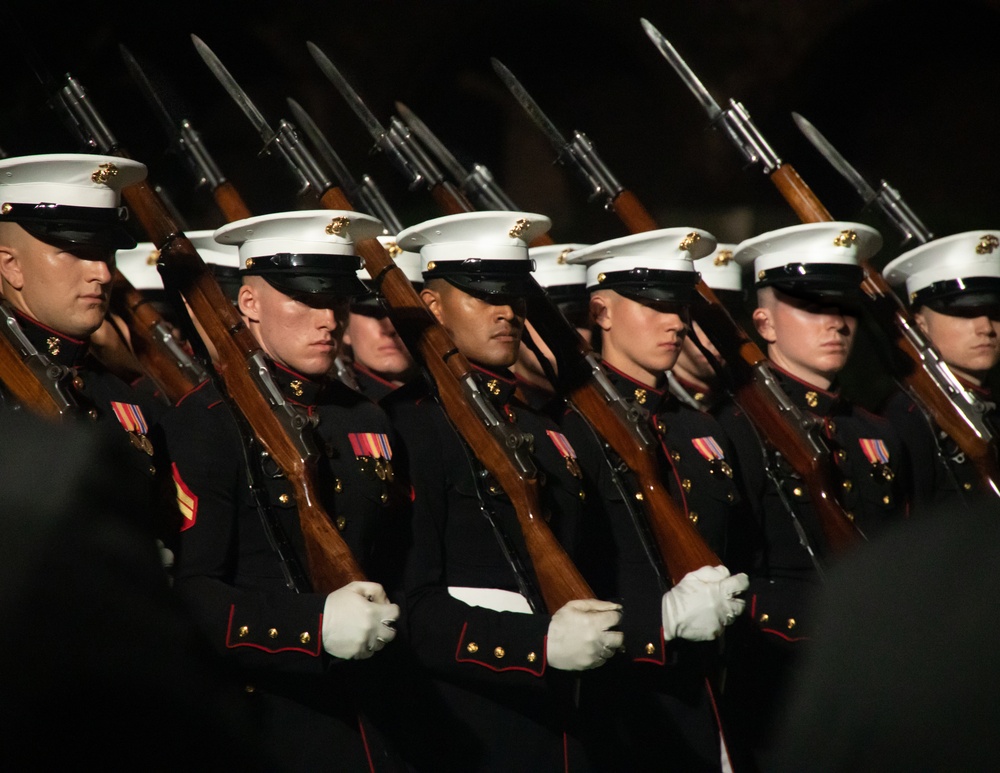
[[121, 43, 251, 221], [640, 18, 831, 223], [192, 34, 335, 204], [792, 112, 933, 246], [306, 41, 471, 213], [491, 58, 629, 211], [286, 97, 403, 233], [395, 100, 518, 211]]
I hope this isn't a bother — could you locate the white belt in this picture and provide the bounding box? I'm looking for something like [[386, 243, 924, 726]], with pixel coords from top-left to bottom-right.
[[447, 586, 532, 614]]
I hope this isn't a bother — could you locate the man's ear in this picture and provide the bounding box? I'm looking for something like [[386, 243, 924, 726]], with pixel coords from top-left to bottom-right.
[[237, 283, 259, 321], [420, 286, 445, 324], [0, 244, 25, 291], [752, 306, 776, 344], [913, 309, 929, 337], [590, 293, 612, 332]]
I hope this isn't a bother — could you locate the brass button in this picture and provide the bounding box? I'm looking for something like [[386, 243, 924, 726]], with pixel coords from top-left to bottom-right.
[[380, 492, 389, 504], [836, 450, 847, 462], [842, 480, 853, 492], [634, 492, 644, 501], [238, 626, 249, 638], [645, 643, 655, 655], [726, 491, 735, 503], [792, 486, 804, 497], [488, 485, 501, 495], [786, 619, 796, 630], [964, 482, 973, 491], [693, 392, 705, 402], [493, 647, 505, 659], [336, 516, 347, 531], [148, 465, 156, 476], [688, 511, 699, 524], [334, 478, 343, 493], [670, 451, 681, 462], [657, 421, 668, 434], [72, 375, 85, 390], [244, 684, 256, 694], [299, 632, 311, 644], [882, 495, 891, 505], [88, 409, 99, 420], [527, 652, 537, 663], [846, 511, 855, 521], [578, 490, 586, 501], [827, 420, 836, 434], [268, 628, 278, 639], [466, 642, 479, 654], [882, 466, 894, 482], [805, 391, 818, 408], [278, 494, 289, 504], [759, 614, 769, 624], [681, 478, 692, 493]]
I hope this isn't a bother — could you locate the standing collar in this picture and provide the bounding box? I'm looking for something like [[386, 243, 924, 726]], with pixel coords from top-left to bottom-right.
[[13, 310, 89, 367]]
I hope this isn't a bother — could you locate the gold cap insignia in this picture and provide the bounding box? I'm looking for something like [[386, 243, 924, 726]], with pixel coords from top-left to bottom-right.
[[634, 388, 647, 405], [805, 391, 819, 408], [833, 229, 858, 248], [679, 232, 701, 251], [713, 249, 733, 266], [508, 218, 531, 239], [486, 378, 500, 396], [383, 240, 402, 257], [46, 337, 61, 356], [976, 234, 999, 255], [289, 380, 304, 397], [91, 162, 119, 186], [146, 249, 160, 266], [326, 216, 350, 236], [557, 248, 572, 264]]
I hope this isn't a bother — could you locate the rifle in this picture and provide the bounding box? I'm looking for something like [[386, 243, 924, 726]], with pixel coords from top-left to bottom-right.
[[372, 98, 720, 581], [494, 55, 862, 553], [27, 58, 366, 594], [0, 300, 76, 417], [286, 97, 404, 234], [306, 41, 476, 218], [121, 43, 253, 224], [194, 34, 595, 612], [643, 19, 1000, 498]]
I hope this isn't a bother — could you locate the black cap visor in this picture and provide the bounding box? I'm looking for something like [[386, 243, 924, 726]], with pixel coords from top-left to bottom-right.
[[757, 263, 864, 303], [3, 202, 137, 250], [596, 268, 700, 304], [425, 258, 541, 297], [912, 277, 1000, 314], [243, 252, 366, 299]]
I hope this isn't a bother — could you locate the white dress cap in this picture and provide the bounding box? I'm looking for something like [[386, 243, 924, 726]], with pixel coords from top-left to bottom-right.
[[115, 242, 163, 290], [397, 210, 552, 296], [529, 243, 589, 289], [0, 153, 147, 249], [214, 210, 384, 298], [694, 243, 742, 292], [734, 221, 881, 299], [566, 227, 715, 302], [882, 230, 1000, 309]]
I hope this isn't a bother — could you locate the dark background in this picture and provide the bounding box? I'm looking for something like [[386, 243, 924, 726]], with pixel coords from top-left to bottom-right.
[[7, 0, 1000, 404]]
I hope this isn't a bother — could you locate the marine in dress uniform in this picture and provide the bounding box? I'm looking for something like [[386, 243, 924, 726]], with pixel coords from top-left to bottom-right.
[[386, 212, 624, 773], [342, 235, 420, 401], [0, 153, 172, 541], [880, 230, 1000, 510], [563, 229, 750, 771], [158, 210, 408, 772], [716, 221, 909, 771], [668, 243, 743, 415]]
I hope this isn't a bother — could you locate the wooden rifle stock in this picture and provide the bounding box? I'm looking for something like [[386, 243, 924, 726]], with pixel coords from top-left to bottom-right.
[[212, 180, 253, 222], [120, 175, 365, 593], [430, 181, 476, 216], [0, 313, 73, 418], [769, 164, 834, 223]]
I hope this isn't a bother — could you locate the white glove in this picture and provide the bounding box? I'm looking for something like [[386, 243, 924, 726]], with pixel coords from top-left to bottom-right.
[[322, 581, 400, 660], [661, 565, 749, 642], [546, 598, 624, 671]]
